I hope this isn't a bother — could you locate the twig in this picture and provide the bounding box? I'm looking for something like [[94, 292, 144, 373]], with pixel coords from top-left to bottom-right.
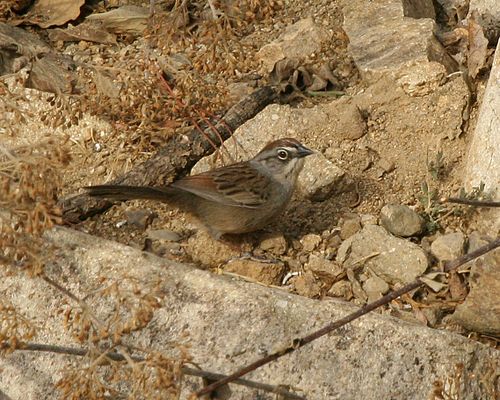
[[5, 342, 304, 400], [442, 197, 500, 208], [196, 237, 500, 397]]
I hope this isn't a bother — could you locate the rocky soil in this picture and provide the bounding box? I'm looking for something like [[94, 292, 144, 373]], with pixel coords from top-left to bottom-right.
[[0, 0, 499, 398]]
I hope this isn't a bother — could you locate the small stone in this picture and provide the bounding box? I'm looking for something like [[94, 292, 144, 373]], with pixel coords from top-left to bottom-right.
[[95, 165, 106, 175], [305, 254, 343, 283], [467, 231, 489, 253], [360, 214, 378, 226], [259, 233, 288, 255], [257, 17, 330, 73], [124, 208, 156, 229], [337, 103, 366, 140], [299, 153, 346, 201], [421, 306, 443, 328], [301, 234, 322, 252], [340, 215, 361, 240], [293, 271, 322, 298], [378, 158, 395, 173], [380, 204, 424, 237], [326, 234, 342, 255], [363, 275, 390, 303], [186, 231, 242, 266], [224, 259, 286, 286], [347, 269, 367, 302], [147, 229, 181, 242], [430, 232, 466, 261], [327, 280, 353, 300], [336, 225, 428, 284]]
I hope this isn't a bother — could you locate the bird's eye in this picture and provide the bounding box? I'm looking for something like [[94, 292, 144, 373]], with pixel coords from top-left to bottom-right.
[[277, 149, 289, 160]]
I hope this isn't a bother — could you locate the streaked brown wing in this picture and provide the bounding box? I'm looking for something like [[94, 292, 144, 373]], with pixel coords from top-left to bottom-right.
[[171, 163, 271, 208]]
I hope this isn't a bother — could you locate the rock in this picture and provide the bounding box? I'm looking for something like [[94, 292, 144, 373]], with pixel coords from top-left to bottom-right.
[[186, 231, 242, 266], [327, 280, 353, 300], [258, 233, 288, 256], [292, 271, 322, 298], [190, 104, 347, 202], [146, 229, 181, 242], [256, 17, 330, 73], [300, 153, 346, 200], [421, 306, 443, 328], [363, 275, 390, 302], [322, 97, 367, 142], [224, 259, 286, 286], [360, 214, 378, 227], [347, 268, 368, 303], [300, 234, 322, 252], [380, 204, 424, 237], [1, 227, 497, 399], [451, 248, 500, 335], [337, 225, 428, 284], [377, 158, 396, 173], [341, 0, 457, 83], [403, 0, 436, 18], [340, 214, 362, 240], [430, 232, 466, 261], [397, 62, 447, 97], [467, 231, 489, 253], [305, 254, 344, 283], [124, 208, 156, 229], [464, 39, 500, 235]]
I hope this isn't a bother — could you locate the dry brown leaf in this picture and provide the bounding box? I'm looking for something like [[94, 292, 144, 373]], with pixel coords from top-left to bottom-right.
[[448, 271, 468, 300], [468, 10, 489, 78], [24, 0, 84, 28]]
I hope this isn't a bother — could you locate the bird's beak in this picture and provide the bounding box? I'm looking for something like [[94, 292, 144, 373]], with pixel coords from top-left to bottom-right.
[[297, 144, 314, 158]]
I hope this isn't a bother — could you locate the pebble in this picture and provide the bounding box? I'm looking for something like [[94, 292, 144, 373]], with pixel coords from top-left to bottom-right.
[[327, 280, 353, 300], [305, 254, 344, 283], [360, 214, 378, 226], [467, 231, 489, 253], [124, 208, 156, 230], [293, 271, 322, 298], [301, 234, 322, 252], [224, 259, 286, 286], [363, 275, 390, 302], [378, 158, 396, 173], [340, 215, 362, 240], [336, 225, 428, 284], [380, 204, 424, 237], [430, 232, 465, 261], [259, 233, 288, 255]]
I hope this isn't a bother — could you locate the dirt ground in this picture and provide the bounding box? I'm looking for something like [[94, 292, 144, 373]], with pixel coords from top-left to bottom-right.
[[1, 0, 496, 341]]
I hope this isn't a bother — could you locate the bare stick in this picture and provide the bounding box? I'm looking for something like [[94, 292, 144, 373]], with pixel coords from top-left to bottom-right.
[[196, 237, 500, 397], [442, 197, 500, 208], [5, 342, 304, 400]]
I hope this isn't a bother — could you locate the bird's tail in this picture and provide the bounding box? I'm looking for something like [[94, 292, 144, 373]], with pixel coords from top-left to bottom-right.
[[85, 185, 177, 202]]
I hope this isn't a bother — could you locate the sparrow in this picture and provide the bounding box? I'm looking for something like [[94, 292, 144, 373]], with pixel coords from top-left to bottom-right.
[[85, 138, 313, 239]]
